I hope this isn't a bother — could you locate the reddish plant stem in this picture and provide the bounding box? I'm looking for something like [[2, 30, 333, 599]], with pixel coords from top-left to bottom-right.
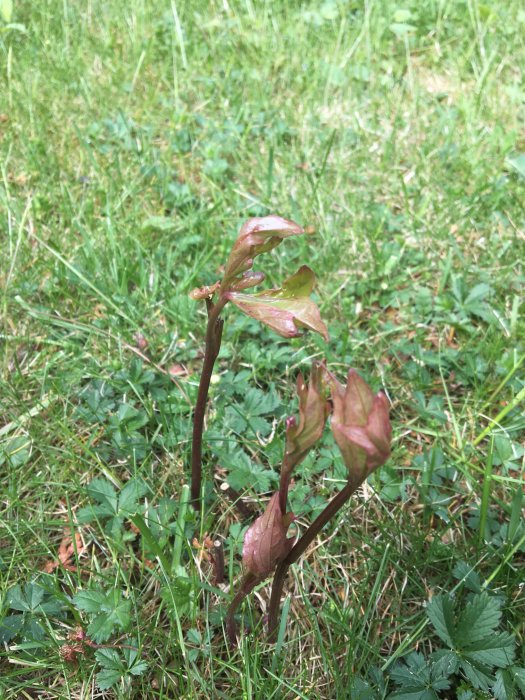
[[267, 478, 356, 641], [190, 296, 227, 508], [278, 463, 292, 515], [278, 452, 299, 515], [225, 572, 258, 645], [212, 539, 225, 585]]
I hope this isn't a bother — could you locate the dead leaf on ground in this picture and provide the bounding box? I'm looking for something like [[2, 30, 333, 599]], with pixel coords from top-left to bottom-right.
[[43, 528, 86, 573], [168, 363, 189, 377]]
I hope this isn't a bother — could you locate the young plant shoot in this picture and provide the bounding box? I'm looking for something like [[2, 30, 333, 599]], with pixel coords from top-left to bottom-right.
[[267, 367, 392, 639], [190, 214, 392, 644], [226, 364, 392, 643], [225, 363, 329, 643], [189, 216, 328, 507]]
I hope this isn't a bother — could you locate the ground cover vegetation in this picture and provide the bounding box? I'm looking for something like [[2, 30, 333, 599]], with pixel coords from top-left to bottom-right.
[[1, 0, 524, 697]]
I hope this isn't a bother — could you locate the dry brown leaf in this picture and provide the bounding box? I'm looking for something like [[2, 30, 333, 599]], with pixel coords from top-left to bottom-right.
[[43, 529, 85, 573], [168, 363, 189, 377]]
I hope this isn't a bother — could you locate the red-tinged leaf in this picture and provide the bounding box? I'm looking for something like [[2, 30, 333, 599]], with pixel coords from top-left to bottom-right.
[[343, 370, 375, 427], [327, 368, 392, 483], [284, 361, 330, 470], [229, 270, 265, 291], [189, 280, 221, 300], [242, 493, 295, 580], [226, 266, 329, 341], [223, 215, 304, 284]]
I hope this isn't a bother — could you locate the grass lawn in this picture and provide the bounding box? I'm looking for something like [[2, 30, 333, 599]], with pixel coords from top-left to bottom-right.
[[1, 1, 525, 697]]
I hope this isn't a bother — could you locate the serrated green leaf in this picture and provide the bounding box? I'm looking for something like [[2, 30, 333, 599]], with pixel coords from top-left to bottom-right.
[[94, 644, 146, 688], [0, 614, 24, 643], [457, 691, 475, 700], [26, 618, 46, 641], [118, 479, 148, 514], [493, 667, 525, 700], [87, 613, 118, 643], [130, 513, 172, 570], [74, 589, 131, 643], [76, 503, 115, 523], [226, 454, 276, 493], [106, 590, 131, 629], [95, 647, 122, 669], [494, 670, 514, 700], [161, 577, 193, 616], [87, 478, 118, 511], [459, 659, 492, 691], [38, 596, 65, 616], [226, 408, 270, 436], [390, 652, 452, 700], [122, 642, 139, 667], [388, 690, 438, 700], [456, 592, 502, 644], [8, 583, 45, 612], [96, 668, 123, 690], [25, 583, 47, 611], [452, 561, 482, 593], [108, 515, 126, 539], [129, 659, 148, 675], [243, 386, 280, 416], [430, 650, 459, 677], [6, 584, 31, 611], [73, 590, 107, 613], [494, 668, 517, 700], [122, 638, 148, 676], [426, 592, 516, 689], [426, 595, 455, 646], [142, 498, 178, 546], [348, 677, 379, 699], [464, 631, 516, 667]]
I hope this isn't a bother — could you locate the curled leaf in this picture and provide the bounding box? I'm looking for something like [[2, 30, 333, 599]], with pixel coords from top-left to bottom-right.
[[189, 280, 221, 300], [242, 493, 295, 580], [226, 266, 329, 341], [328, 369, 391, 486], [284, 361, 330, 470], [222, 216, 304, 284], [229, 270, 266, 291]]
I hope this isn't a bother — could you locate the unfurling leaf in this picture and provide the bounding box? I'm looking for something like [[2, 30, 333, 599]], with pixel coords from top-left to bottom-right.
[[229, 270, 265, 291], [222, 215, 304, 284], [284, 361, 329, 470], [242, 493, 295, 580], [226, 266, 329, 340], [328, 368, 391, 486], [189, 280, 221, 300]]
